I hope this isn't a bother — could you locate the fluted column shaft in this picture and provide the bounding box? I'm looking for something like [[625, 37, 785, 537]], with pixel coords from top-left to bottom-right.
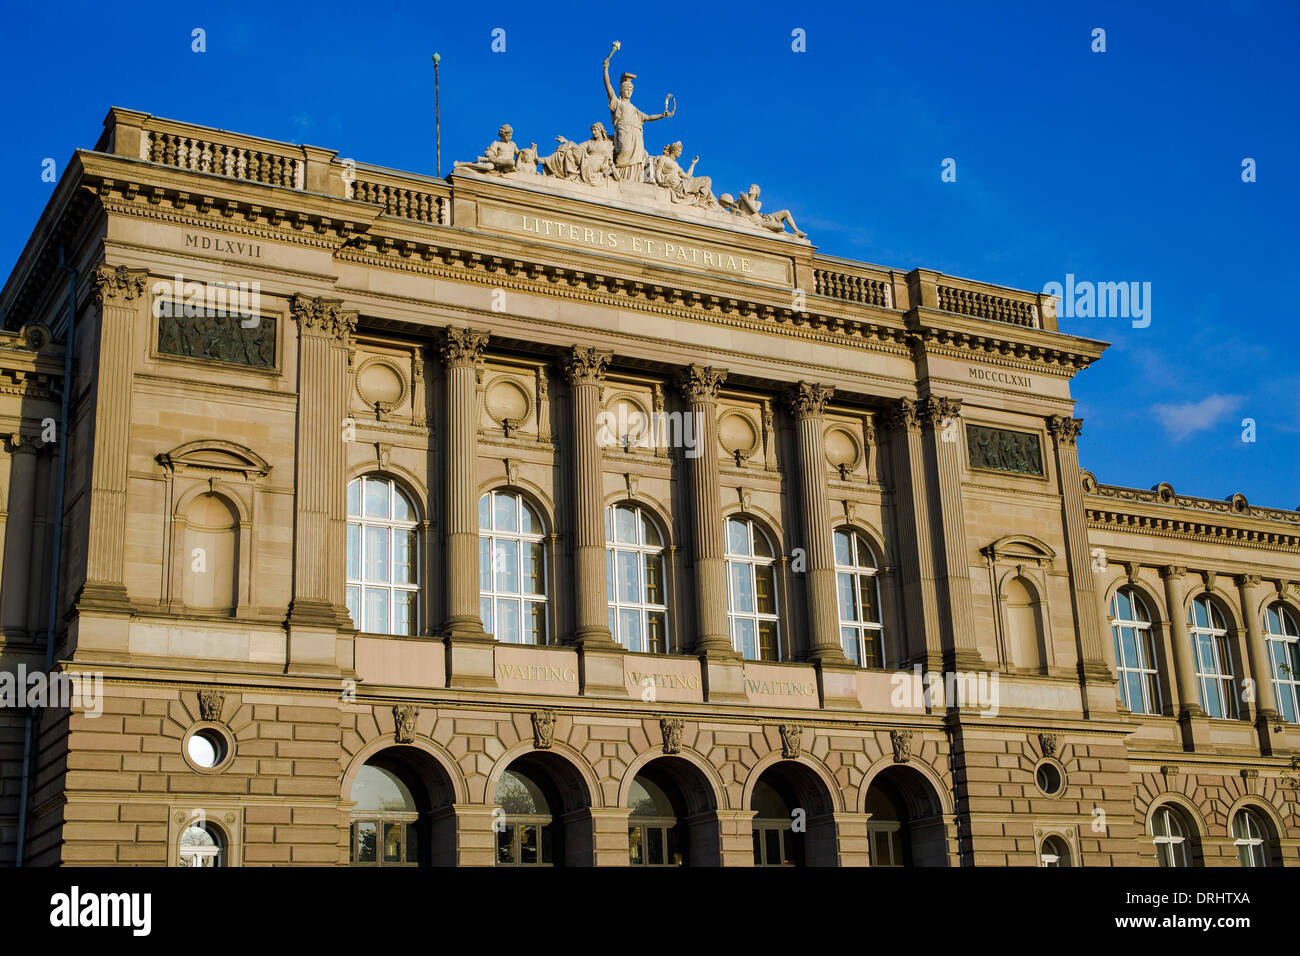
[[1236, 574, 1278, 719], [886, 399, 943, 668], [1, 438, 40, 636], [1048, 415, 1111, 678], [787, 383, 846, 663], [678, 365, 732, 656], [921, 396, 981, 670], [441, 327, 489, 637], [1161, 566, 1202, 716], [82, 266, 148, 607], [288, 296, 355, 625], [564, 347, 614, 647]]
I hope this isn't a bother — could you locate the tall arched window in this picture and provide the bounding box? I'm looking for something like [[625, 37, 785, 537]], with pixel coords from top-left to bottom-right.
[[347, 476, 419, 635], [725, 516, 780, 661], [183, 493, 239, 611], [1150, 805, 1191, 867], [479, 490, 547, 645], [1232, 808, 1272, 867], [1110, 587, 1162, 715], [495, 767, 557, 866], [1188, 596, 1238, 719], [834, 528, 884, 667], [178, 821, 225, 867], [349, 764, 420, 866], [1264, 603, 1300, 723], [606, 503, 668, 654]]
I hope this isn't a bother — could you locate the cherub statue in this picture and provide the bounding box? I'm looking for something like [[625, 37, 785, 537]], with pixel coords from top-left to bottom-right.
[[646, 142, 715, 207], [452, 124, 537, 175], [722, 184, 807, 239]]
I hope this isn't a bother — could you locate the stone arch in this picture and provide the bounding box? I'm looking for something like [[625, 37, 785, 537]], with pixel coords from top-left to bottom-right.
[[601, 494, 676, 550], [859, 761, 951, 867], [486, 739, 600, 811], [1146, 792, 1209, 840], [476, 477, 556, 532], [619, 748, 727, 813], [340, 741, 462, 866], [1103, 576, 1168, 627], [488, 741, 600, 867], [346, 465, 429, 521], [341, 734, 466, 806], [857, 754, 955, 816], [741, 751, 843, 815]]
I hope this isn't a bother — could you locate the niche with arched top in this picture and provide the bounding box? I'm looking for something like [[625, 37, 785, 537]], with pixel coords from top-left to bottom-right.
[[182, 493, 240, 611], [1004, 576, 1047, 672]]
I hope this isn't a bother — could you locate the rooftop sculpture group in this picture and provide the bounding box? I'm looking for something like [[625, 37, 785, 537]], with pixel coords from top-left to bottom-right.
[[452, 41, 807, 241]]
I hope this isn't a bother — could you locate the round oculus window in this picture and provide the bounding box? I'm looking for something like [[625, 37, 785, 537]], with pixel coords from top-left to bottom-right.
[[1035, 763, 1063, 796], [187, 729, 227, 769]]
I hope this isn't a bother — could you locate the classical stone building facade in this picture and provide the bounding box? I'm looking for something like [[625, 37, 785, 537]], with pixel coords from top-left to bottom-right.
[[0, 104, 1296, 867]]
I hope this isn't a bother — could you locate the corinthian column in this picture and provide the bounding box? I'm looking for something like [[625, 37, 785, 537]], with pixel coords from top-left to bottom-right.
[[286, 295, 356, 674], [677, 364, 732, 657], [1161, 566, 1202, 717], [785, 382, 846, 664], [79, 265, 148, 611], [563, 346, 615, 648], [1235, 574, 1278, 725], [920, 396, 982, 672], [1048, 415, 1112, 699], [440, 327, 490, 641]]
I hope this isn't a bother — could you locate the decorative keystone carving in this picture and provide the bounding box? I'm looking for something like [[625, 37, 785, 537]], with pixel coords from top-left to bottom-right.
[[921, 395, 962, 428], [1037, 733, 1058, 758], [1047, 415, 1084, 446], [660, 717, 685, 755], [676, 364, 726, 404], [561, 346, 612, 386], [290, 293, 357, 341], [1160, 765, 1180, 777], [439, 326, 489, 367], [885, 398, 921, 433], [392, 705, 419, 744], [890, 728, 913, 764], [1202, 569, 1217, 591], [784, 382, 833, 420], [779, 723, 803, 759], [92, 265, 149, 305], [1160, 565, 1187, 580], [531, 709, 557, 750], [197, 690, 224, 723]]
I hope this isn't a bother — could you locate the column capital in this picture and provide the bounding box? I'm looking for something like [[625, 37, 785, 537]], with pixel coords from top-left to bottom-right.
[[1047, 414, 1084, 445], [885, 397, 921, 433], [1160, 565, 1187, 581], [2, 433, 43, 456], [1234, 573, 1263, 590], [562, 346, 612, 387], [92, 265, 149, 306], [920, 395, 962, 428], [439, 326, 489, 367], [290, 293, 357, 341], [784, 382, 834, 420], [676, 363, 727, 404]]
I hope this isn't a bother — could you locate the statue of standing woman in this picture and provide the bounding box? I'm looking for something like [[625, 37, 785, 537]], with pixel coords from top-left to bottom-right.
[[603, 41, 674, 182]]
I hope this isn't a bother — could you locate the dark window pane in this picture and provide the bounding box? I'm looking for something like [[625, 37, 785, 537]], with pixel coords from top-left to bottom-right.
[[357, 822, 377, 863]]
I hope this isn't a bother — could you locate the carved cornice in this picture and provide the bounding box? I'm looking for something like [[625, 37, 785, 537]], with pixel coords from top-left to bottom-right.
[[1086, 481, 1300, 526], [1088, 509, 1300, 553], [920, 395, 962, 428], [440, 326, 489, 367], [92, 265, 149, 306], [784, 382, 833, 420], [676, 364, 727, 404], [290, 294, 357, 341], [885, 398, 921, 433], [562, 346, 612, 387], [1047, 414, 1084, 445]]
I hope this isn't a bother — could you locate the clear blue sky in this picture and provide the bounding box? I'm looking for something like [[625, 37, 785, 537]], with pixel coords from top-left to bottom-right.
[[2, 0, 1296, 507]]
